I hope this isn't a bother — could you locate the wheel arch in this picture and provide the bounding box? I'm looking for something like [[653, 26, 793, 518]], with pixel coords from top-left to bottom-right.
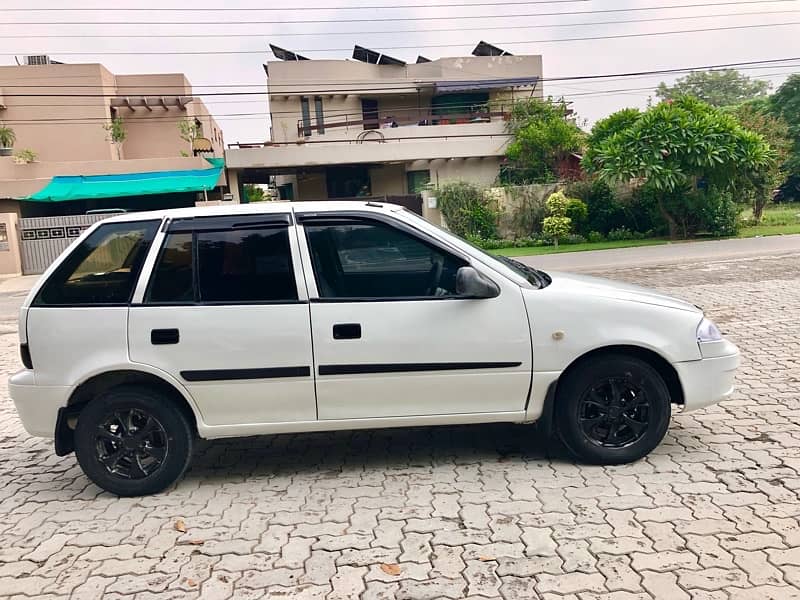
[[557, 344, 685, 406], [56, 368, 200, 456]]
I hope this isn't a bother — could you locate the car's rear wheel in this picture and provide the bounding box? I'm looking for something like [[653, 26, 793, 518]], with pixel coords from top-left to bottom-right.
[[555, 354, 671, 464], [74, 386, 193, 496]]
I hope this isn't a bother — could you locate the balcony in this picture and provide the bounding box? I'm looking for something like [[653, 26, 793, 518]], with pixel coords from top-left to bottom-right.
[[226, 109, 512, 170]]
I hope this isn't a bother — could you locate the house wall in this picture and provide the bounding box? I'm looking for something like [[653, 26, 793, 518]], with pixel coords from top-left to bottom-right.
[[369, 163, 407, 195], [0, 63, 223, 163]]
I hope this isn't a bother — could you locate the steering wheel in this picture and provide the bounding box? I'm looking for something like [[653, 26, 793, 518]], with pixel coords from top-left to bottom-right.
[[426, 255, 444, 296]]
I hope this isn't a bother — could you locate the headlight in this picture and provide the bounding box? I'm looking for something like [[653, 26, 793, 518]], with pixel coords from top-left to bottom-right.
[[697, 317, 723, 342]]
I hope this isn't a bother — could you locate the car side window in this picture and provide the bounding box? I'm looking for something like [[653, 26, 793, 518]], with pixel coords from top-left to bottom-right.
[[34, 220, 159, 306], [146, 226, 298, 304], [304, 220, 466, 299]]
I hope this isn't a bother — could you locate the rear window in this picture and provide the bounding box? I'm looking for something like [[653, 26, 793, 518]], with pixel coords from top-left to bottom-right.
[[145, 226, 298, 304], [34, 220, 159, 306]]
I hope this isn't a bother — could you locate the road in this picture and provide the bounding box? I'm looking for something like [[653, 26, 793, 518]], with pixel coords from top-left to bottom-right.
[[516, 233, 800, 272]]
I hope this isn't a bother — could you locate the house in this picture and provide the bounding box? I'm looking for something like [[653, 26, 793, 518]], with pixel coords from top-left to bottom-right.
[[225, 42, 542, 221], [0, 57, 229, 218]]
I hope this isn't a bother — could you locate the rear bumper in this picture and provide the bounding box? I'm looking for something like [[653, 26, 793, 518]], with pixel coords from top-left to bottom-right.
[[8, 370, 69, 438], [674, 351, 740, 412]]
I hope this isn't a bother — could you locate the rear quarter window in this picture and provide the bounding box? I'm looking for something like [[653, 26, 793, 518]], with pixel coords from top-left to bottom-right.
[[34, 220, 159, 306]]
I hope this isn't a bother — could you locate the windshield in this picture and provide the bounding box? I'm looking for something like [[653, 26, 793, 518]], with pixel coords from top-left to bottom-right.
[[398, 209, 551, 289]]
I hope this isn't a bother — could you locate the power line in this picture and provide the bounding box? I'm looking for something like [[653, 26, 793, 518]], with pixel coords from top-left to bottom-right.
[[0, 0, 591, 10], [2, 57, 798, 98], [9, 63, 799, 115], [1, 0, 795, 25], [3, 67, 797, 126], [4, 9, 797, 39], [3, 22, 798, 57]]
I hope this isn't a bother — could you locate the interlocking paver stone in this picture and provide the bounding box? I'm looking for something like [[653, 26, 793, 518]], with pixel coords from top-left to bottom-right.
[[1, 252, 800, 598]]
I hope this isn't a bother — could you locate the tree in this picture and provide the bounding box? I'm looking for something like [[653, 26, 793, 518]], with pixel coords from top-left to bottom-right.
[[542, 191, 573, 247], [504, 99, 584, 184], [584, 97, 774, 239], [582, 108, 640, 171], [103, 117, 126, 159], [656, 69, 771, 107], [770, 74, 800, 174], [244, 184, 267, 202], [728, 101, 792, 221], [178, 119, 202, 143]]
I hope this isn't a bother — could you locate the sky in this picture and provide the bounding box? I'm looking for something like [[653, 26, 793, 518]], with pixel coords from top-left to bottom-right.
[[1, 0, 798, 144]]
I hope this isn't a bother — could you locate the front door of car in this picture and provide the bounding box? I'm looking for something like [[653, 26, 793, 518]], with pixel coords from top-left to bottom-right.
[[297, 214, 532, 420], [129, 214, 316, 428]]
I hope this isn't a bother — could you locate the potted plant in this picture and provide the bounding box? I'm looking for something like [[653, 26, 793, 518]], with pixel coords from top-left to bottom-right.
[[0, 125, 15, 157], [13, 149, 37, 164]]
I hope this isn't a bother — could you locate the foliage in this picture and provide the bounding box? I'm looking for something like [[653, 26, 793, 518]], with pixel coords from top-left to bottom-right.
[[438, 181, 498, 239], [583, 97, 773, 238], [564, 198, 588, 234], [770, 74, 800, 174], [244, 184, 267, 202], [542, 191, 574, 246], [178, 119, 202, 143], [656, 69, 771, 107], [728, 101, 792, 221], [12, 149, 37, 164], [103, 117, 126, 144], [504, 99, 584, 184], [0, 125, 15, 148], [582, 108, 640, 169]]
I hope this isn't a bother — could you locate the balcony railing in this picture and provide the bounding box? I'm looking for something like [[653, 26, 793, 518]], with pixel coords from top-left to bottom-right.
[[296, 110, 510, 137]]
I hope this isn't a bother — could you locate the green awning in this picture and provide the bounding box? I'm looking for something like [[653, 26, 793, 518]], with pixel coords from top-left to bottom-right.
[[26, 158, 224, 202]]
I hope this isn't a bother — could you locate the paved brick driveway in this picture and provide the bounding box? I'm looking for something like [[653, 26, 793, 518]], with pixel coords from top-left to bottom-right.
[[1, 251, 799, 600]]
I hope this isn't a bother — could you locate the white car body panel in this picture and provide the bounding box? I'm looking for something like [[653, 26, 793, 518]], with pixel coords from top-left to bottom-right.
[[9, 201, 740, 444]]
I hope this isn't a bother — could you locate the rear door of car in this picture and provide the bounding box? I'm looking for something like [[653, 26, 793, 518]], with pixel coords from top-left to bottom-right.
[[128, 213, 316, 428]]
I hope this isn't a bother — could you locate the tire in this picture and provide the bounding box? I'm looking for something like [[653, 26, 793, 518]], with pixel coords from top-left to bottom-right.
[[74, 385, 193, 496], [555, 354, 671, 465]]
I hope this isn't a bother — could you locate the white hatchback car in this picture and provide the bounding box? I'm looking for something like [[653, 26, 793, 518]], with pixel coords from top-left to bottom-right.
[[10, 201, 739, 496]]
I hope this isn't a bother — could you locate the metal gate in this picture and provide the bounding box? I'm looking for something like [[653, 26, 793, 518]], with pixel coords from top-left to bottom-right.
[[19, 214, 109, 275]]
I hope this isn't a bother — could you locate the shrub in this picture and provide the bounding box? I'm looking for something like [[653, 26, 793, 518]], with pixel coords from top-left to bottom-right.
[[542, 191, 574, 247], [564, 198, 589, 235], [587, 230, 605, 243], [566, 180, 629, 235], [562, 233, 587, 245], [438, 182, 498, 239], [607, 227, 636, 241]]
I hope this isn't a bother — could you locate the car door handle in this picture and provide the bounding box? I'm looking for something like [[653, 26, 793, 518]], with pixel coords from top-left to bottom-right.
[[333, 323, 361, 340], [151, 328, 180, 345]]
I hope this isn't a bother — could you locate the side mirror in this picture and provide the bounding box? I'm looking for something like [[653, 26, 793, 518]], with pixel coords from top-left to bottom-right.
[[456, 266, 500, 299]]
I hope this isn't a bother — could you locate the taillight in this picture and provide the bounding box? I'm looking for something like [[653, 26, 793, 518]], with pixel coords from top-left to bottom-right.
[[20, 343, 33, 369]]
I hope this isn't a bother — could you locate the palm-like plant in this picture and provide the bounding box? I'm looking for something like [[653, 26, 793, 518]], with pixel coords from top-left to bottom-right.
[[0, 125, 16, 154]]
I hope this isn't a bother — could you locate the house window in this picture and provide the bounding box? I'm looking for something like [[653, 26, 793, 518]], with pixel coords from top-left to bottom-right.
[[300, 97, 312, 137], [406, 170, 431, 194], [314, 96, 325, 134]]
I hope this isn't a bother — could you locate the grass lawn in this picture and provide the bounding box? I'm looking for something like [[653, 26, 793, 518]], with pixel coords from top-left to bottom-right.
[[493, 203, 800, 257]]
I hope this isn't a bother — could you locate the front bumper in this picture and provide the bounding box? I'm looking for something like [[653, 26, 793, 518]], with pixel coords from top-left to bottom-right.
[[674, 350, 740, 412], [8, 370, 69, 438]]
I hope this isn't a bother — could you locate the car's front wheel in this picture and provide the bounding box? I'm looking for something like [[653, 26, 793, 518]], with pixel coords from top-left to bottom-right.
[[555, 354, 671, 464], [74, 386, 193, 496]]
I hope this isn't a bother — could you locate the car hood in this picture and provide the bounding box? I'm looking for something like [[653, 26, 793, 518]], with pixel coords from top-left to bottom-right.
[[545, 271, 701, 313]]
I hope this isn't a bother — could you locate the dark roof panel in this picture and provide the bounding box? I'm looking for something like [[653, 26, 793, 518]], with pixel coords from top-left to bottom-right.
[[416, 56, 432, 63], [270, 44, 309, 61], [353, 45, 381, 64], [378, 53, 406, 66], [472, 41, 513, 57]]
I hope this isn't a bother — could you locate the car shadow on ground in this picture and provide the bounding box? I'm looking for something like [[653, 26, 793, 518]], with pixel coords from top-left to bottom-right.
[[182, 423, 569, 485]]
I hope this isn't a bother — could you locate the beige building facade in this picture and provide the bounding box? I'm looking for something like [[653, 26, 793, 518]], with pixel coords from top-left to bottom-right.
[[225, 47, 543, 215], [0, 60, 227, 213]]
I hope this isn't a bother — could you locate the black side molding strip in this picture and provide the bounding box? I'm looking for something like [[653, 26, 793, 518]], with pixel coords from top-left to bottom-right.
[[181, 366, 311, 382], [318, 362, 522, 376]]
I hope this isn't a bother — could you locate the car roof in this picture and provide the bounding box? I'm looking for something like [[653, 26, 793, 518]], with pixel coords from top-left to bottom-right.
[[100, 201, 404, 224]]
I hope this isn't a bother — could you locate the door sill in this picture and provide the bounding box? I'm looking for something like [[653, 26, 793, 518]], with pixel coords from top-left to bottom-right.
[[197, 410, 528, 439]]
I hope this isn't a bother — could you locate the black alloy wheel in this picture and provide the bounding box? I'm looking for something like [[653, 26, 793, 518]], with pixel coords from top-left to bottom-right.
[[555, 354, 671, 465]]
